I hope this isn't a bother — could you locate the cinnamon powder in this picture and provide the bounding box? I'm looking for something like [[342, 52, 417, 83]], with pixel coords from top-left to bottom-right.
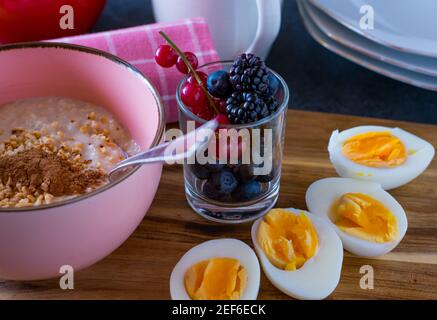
[[0, 148, 105, 197]]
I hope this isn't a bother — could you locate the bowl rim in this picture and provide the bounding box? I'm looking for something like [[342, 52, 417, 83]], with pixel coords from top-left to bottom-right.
[[0, 41, 166, 213]]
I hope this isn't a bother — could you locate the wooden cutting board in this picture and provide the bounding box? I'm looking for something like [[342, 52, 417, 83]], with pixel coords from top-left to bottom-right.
[[1, 110, 436, 300]]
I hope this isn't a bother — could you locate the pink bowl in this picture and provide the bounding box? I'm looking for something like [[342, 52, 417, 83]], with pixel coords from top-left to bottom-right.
[[0, 42, 165, 280]]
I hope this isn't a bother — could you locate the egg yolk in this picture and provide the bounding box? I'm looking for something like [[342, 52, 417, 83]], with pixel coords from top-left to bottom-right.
[[257, 209, 318, 271], [184, 258, 247, 300], [342, 131, 407, 167], [331, 193, 398, 243]]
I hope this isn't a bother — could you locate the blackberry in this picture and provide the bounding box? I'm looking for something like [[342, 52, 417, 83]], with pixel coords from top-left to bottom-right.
[[266, 72, 280, 97], [264, 96, 280, 115], [229, 53, 270, 96], [225, 92, 269, 124]]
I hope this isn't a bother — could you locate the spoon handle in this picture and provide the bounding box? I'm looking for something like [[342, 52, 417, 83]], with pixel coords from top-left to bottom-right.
[[109, 119, 218, 179]]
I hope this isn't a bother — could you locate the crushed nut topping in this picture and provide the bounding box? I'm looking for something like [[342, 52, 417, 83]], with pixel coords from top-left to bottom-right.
[[0, 128, 106, 207], [0, 97, 139, 208]]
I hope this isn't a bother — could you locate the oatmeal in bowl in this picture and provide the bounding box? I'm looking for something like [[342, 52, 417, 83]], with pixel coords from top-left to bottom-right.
[[0, 42, 165, 280], [0, 97, 139, 208]]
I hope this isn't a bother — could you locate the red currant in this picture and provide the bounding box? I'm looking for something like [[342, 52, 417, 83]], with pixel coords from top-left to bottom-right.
[[176, 52, 198, 74], [155, 45, 178, 68], [196, 107, 214, 121], [187, 71, 208, 86], [213, 98, 227, 113], [181, 82, 207, 113], [215, 113, 230, 125]]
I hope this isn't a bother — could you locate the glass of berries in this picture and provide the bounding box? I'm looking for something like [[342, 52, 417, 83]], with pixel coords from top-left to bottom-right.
[[156, 32, 289, 223]]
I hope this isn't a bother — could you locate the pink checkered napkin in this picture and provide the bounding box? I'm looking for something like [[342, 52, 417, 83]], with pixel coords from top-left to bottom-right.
[[53, 18, 220, 123]]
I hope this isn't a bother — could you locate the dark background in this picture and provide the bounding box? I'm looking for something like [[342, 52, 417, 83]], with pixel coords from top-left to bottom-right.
[[93, 0, 437, 124]]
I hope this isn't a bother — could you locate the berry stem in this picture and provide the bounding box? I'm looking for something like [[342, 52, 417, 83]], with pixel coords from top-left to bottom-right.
[[159, 31, 219, 115]]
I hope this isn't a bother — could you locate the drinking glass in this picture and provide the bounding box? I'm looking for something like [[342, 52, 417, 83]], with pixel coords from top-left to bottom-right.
[[177, 61, 289, 223]]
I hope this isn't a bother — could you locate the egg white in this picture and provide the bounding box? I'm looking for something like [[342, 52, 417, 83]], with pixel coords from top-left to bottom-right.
[[169, 238, 260, 300], [306, 177, 408, 257], [251, 208, 343, 300], [328, 126, 435, 190]]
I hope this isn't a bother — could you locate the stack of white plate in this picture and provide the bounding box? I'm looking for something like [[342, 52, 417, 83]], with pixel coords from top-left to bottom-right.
[[297, 0, 437, 91]]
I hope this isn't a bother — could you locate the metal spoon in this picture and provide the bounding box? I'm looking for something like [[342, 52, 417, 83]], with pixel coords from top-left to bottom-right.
[[109, 119, 218, 181]]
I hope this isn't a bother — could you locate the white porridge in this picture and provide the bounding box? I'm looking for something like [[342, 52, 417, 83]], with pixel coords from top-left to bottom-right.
[[0, 97, 139, 208]]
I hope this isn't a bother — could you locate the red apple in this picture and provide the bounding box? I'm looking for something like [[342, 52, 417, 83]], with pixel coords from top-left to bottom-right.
[[0, 0, 106, 44]]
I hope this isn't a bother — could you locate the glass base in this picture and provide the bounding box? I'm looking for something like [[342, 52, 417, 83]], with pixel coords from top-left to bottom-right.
[[185, 182, 279, 224]]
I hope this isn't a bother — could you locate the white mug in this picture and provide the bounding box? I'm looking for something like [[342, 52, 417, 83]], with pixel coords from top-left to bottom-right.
[[151, 0, 282, 60]]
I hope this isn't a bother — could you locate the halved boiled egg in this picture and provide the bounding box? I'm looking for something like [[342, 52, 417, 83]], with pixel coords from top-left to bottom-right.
[[306, 177, 408, 257], [170, 239, 260, 300], [328, 126, 435, 190], [251, 208, 343, 300]]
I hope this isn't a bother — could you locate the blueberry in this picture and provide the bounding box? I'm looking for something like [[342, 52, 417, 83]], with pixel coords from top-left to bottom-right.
[[266, 72, 280, 97], [207, 70, 232, 98], [226, 163, 240, 170], [203, 179, 223, 200], [203, 170, 238, 200], [190, 163, 210, 179], [232, 180, 262, 201], [236, 164, 256, 182], [256, 170, 274, 183], [204, 162, 225, 173], [235, 158, 274, 183], [210, 170, 238, 194]]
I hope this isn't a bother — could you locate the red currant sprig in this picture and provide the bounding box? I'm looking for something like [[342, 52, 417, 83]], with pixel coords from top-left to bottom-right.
[[154, 45, 177, 68], [176, 52, 198, 74], [156, 31, 219, 115]]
